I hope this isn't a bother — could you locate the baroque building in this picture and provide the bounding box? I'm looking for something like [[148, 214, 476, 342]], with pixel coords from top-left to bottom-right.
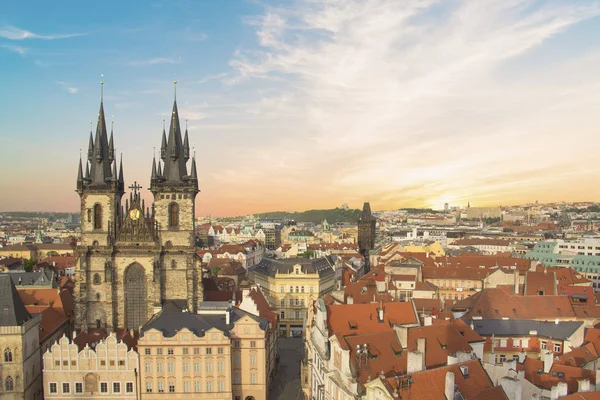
[[73, 87, 202, 332]]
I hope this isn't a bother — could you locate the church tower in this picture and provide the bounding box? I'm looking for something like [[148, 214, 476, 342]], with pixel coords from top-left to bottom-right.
[[357, 202, 376, 273], [74, 82, 203, 333], [150, 83, 201, 307]]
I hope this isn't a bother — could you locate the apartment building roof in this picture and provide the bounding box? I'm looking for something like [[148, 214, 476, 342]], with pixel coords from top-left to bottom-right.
[[386, 360, 506, 400], [519, 357, 596, 393], [344, 279, 394, 304], [451, 288, 578, 320], [141, 302, 269, 338], [466, 319, 583, 340], [0, 275, 32, 326], [326, 302, 418, 346], [524, 270, 558, 295], [251, 255, 336, 278], [4, 269, 55, 287], [556, 342, 599, 367], [453, 238, 512, 247], [422, 265, 491, 281]]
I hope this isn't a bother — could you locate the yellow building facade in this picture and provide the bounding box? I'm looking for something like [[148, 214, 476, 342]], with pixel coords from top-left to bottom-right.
[[138, 302, 271, 400], [249, 257, 337, 337]]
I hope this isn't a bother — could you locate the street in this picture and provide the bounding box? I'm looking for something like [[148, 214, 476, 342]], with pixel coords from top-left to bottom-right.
[[268, 337, 305, 400]]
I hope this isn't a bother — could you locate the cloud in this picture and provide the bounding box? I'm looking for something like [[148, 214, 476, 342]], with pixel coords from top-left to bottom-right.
[[0, 26, 85, 40], [197, 73, 227, 84], [127, 57, 180, 66], [1, 44, 27, 55], [220, 0, 600, 211], [56, 81, 78, 94]]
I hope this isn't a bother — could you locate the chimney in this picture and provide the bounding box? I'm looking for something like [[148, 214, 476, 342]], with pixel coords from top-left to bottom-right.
[[542, 351, 553, 373], [395, 326, 408, 349], [444, 371, 455, 400], [417, 337, 426, 355], [424, 315, 432, 326], [72, 330, 77, 340], [518, 350, 526, 363], [225, 309, 231, 325], [578, 379, 591, 392], [407, 350, 424, 373], [378, 307, 384, 322], [513, 269, 519, 294], [557, 382, 567, 397], [347, 295, 354, 305], [129, 328, 135, 338], [550, 386, 559, 400]]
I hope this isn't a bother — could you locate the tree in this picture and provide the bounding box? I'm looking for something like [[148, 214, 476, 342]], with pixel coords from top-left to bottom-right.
[[302, 250, 315, 259], [23, 259, 36, 272]]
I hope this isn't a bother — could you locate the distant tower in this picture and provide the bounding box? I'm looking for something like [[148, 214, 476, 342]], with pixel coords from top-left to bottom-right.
[[358, 202, 376, 273]]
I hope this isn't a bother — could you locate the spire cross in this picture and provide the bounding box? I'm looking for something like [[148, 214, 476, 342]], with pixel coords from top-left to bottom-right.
[[128, 181, 142, 195], [100, 74, 104, 102], [174, 79, 177, 101]]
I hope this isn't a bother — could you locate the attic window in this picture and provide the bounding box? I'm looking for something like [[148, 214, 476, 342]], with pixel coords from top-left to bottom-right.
[[348, 320, 358, 330]]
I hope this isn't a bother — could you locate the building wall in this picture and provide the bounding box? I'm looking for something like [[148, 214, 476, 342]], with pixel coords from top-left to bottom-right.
[[138, 314, 268, 400], [250, 268, 334, 337], [42, 334, 138, 399], [0, 315, 43, 400]]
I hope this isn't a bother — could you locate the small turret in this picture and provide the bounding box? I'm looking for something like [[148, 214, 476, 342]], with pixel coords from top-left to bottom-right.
[[190, 155, 198, 181], [151, 155, 157, 181], [77, 157, 84, 191], [108, 124, 115, 163], [183, 123, 190, 162], [160, 124, 167, 160]]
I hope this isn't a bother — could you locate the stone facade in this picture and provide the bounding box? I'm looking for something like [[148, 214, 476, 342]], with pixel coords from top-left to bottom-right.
[[0, 315, 42, 400], [42, 333, 138, 399], [74, 97, 202, 332]]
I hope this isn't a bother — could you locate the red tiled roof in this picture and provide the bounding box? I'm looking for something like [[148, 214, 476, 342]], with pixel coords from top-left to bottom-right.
[[327, 302, 418, 347], [390, 360, 504, 400], [519, 357, 596, 393], [246, 287, 278, 328], [524, 270, 557, 296], [73, 328, 138, 351], [453, 238, 511, 247], [557, 342, 599, 367], [451, 288, 582, 320], [344, 279, 394, 304], [422, 265, 491, 281]]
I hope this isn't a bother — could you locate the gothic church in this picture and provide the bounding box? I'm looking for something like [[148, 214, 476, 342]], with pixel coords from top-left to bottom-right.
[[74, 89, 202, 331]]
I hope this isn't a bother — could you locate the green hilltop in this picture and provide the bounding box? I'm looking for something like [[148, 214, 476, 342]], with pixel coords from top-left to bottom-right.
[[255, 208, 361, 224]]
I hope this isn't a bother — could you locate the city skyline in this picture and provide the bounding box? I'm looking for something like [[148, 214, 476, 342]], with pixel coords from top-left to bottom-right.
[[2, 0, 600, 217]]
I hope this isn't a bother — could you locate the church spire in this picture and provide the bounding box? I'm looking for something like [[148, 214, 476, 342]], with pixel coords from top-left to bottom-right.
[[89, 82, 112, 185], [87, 129, 93, 161], [108, 121, 115, 162], [162, 91, 188, 182], [190, 154, 198, 181], [151, 155, 157, 180], [118, 154, 124, 185], [77, 156, 84, 189], [183, 119, 190, 162]]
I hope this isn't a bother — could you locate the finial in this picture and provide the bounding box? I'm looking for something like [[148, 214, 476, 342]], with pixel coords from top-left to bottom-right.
[[90, 121, 92, 131], [100, 74, 104, 102], [193, 147, 196, 158], [186, 118, 188, 130], [162, 118, 165, 130], [174, 79, 177, 101]]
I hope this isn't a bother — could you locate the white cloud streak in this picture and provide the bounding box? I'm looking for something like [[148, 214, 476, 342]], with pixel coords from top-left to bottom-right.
[[222, 0, 600, 209], [127, 57, 180, 66], [1, 44, 27, 54], [0, 26, 85, 40]]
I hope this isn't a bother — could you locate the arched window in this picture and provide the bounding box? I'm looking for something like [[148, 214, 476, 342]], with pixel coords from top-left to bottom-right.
[[168, 203, 179, 227], [4, 348, 12, 362], [5, 376, 14, 391], [301, 286, 305, 293], [94, 204, 102, 229], [295, 286, 299, 293], [93, 273, 101, 285]]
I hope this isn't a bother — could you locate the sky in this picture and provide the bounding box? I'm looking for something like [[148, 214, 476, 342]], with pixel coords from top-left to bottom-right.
[[1, 0, 600, 217]]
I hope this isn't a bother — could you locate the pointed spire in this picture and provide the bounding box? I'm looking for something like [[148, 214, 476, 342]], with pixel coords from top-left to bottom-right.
[[151, 155, 157, 180], [118, 154, 124, 184], [183, 120, 190, 162], [112, 156, 118, 180], [157, 160, 163, 176], [190, 155, 198, 180], [85, 161, 90, 180], [77, 156, 84, 184], [87, 130, 94, 161], [89, 86, 112, 184], [161, 124, 167, 160], [108, 121, 115, 162], [161, 97, 188, 182]]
